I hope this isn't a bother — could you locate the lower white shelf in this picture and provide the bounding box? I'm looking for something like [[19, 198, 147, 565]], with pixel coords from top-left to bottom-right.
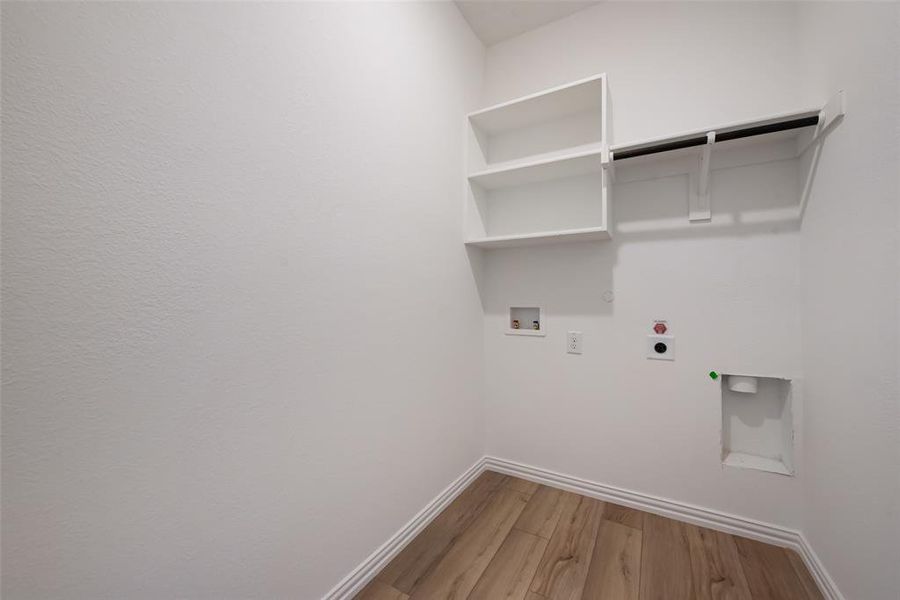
[[468, 148, 605, 190], [465, 226, 610, 249], [722, 451, 792, 476]]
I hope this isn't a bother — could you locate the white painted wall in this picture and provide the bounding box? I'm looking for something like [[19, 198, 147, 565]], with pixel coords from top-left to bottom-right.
[[0, 3, 484, 598], [479, 3, 900, 596], [481, 2, 810, 528], [796, 4, 900, 598]]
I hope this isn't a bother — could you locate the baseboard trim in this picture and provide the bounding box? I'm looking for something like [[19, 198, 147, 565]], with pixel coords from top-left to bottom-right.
[[484, 456, 843, 600], [323, 455, 843, 600], [321, 457, 486, 600], [795, 530, 844, 600]]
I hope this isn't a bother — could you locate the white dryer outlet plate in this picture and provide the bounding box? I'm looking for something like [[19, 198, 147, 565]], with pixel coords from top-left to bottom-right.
[[647, 335, 675, 360]]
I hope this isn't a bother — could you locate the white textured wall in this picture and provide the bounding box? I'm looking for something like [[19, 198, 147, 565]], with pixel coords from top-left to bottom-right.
[[0, 3, 484, 598], [481, 2, 809, 528], [797, 3, 900, 598]]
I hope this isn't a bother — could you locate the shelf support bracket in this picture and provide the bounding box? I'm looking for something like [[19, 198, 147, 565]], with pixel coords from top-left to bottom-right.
[[689, 131, 715, 222], [798, 90, 845, 156], [601, 148, 613, 232], [798, 90, 845, 219]]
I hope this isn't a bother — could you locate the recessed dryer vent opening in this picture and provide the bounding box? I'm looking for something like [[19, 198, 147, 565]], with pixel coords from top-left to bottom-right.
[[721, 375, 794, 476]]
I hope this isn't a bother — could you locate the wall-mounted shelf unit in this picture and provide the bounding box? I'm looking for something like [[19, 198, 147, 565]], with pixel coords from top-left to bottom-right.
[[610, 109, 821, 162], [465, 74, 611, 249], [464, 80, 843, 243], [609, 91, 845, 221]]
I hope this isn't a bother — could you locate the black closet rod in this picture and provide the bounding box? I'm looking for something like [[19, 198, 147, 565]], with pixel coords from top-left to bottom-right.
[[612, 114, 820, 161]]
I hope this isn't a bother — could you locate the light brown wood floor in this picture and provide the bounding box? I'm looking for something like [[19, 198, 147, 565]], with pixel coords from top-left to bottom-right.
[[355, 471, 823, 600]]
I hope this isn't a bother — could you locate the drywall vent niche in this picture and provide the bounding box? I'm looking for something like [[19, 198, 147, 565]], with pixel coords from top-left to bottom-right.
[[721, 374, 793, 476]]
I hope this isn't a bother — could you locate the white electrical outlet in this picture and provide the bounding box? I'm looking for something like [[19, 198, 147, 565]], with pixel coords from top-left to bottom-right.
[[647, 334, 674, 360], [567, 331, 583, 354]]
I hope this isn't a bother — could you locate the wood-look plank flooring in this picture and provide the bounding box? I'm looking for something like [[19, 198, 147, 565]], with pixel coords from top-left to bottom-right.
[[357, 472, 823, 600]]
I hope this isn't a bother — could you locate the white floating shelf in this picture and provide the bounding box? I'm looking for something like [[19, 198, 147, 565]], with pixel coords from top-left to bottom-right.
[[465, 226, 610, 249], [468, 74, 606, 136], [608, 92, 845, 222], [468, 148, 605, 190], [610, 106, 823, 162]]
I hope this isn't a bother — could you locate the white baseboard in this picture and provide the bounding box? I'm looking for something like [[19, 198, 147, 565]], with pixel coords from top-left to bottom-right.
[[484, 456, 843, 600], [794, 531, 844, 600], [321, 457, 486, 600], [323, 455, 842, 600]]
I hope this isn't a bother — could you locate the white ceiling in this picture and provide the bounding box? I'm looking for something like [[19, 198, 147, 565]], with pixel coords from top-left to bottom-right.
[[455, 0, 600, 46]]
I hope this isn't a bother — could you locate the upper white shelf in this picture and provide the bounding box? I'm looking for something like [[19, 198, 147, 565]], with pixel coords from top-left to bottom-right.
[[468, 74, 606, 136], [610, 102, 838, 163], [468, 148, 605, 190]]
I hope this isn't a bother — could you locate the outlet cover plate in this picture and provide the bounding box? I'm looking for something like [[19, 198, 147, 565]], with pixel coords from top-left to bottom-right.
[[567, 331, 583, 354]]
